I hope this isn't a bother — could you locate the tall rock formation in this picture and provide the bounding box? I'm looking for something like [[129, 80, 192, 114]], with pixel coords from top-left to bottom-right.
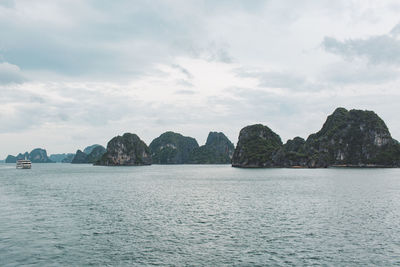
[[189, 132, 235, 164], [232, 124, 283, 167], [96, 133, 151, 166], [232, 108, 400, 168], [149, 131, 199, 164], [29, 148, 53, 163], [304, 107, 400, 167]]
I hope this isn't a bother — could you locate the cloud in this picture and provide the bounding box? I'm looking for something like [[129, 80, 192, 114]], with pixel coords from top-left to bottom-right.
[[0, 62, 25, 84], [1, 1, 400, 157], [320, 60, 400, 85], [0, 0, 15, 8], [175, 89, 196, 95], [171, 64, 193, 79], [236, 68, 321, 91], [322, 30, 400, 65]]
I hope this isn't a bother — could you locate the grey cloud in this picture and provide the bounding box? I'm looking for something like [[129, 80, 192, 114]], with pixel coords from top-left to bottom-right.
[[0, 0, 14, 8], [171, 64, 193, 79], [322, 33, 400, 65], [0, 62, 25, 84], [0, 1, 235, 80], [205, 43, 234, 63], [0, 85, 146, 133], [390, 22, 400, 36], [175, 89, 196, 95], [175, 79, 194, 87], [321, 61, 400, 85]]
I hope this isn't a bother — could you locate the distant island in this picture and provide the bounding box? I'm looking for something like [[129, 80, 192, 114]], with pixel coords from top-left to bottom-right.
[[71, 145, 106, 164], [5, 148, 54, 163], [3, 108, 399, 168], [232, 108, 400, 168]]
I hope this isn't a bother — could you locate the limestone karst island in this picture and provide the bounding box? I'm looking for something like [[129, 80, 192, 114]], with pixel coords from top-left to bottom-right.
[[4, 108, 400, 168]]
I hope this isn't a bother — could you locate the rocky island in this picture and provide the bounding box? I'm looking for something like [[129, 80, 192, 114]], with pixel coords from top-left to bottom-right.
[[189, 132, 235, 164], [149, 131, 199, 164], [71, 145, 106, 164], [95, 133, 151, 166], [232, 108, 400, 168]]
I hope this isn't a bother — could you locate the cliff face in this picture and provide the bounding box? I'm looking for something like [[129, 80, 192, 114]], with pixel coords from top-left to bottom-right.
[[149, 131, 199, 164], [189, 132, 235, 164], [96, 133, 151, 166], [232, 124, 283, 167], [232, 108, 400, 168], [29, 148, 53, 163]]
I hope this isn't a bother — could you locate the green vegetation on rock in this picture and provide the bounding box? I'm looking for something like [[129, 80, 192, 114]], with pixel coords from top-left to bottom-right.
[[96, 133, 151, 166], [71, 145, 106, 164], [232, 108, 400, 168], [232, 124, 283, 167], [189, 132, 234, 164], [149, 131, 199, 164]]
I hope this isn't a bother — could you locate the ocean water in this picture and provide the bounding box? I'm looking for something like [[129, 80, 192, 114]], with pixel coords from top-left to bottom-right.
[[0, 164, 399, 266]]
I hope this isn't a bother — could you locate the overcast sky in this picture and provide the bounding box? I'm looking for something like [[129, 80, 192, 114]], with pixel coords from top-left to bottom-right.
[[1, 0, 400, 158]]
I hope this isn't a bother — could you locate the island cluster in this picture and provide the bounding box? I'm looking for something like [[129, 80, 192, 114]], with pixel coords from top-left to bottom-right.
[[5, 108, 400, 168]]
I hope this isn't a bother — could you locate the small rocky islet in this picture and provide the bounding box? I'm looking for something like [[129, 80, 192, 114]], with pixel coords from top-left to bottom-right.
[[4, 107, 400, 168]]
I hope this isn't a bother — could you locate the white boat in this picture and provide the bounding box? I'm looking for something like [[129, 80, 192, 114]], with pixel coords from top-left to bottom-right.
[[16, 159, 32, 169]]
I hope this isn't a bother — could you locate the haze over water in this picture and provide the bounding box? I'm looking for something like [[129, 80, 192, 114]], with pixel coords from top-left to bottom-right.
[[0, 164, 399, 266]]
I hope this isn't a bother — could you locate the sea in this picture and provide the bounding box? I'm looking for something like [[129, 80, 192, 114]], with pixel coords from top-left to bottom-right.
[[0, 163, 399, 266]]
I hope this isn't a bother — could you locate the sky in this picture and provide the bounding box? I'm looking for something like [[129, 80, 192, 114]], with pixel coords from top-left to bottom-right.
[[1, 0, 400, 158]]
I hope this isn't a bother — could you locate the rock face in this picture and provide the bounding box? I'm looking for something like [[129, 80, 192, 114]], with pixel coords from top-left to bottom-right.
[[71, 145, 106, 164], [6, 149, 53, 163], [232, 108, 400, 168], [149, 131, 199, 164], [29, 148, 53, 163], [189, 132, 235, 164], [232, 124, 283, 167], [96, 133, 151, 166]]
